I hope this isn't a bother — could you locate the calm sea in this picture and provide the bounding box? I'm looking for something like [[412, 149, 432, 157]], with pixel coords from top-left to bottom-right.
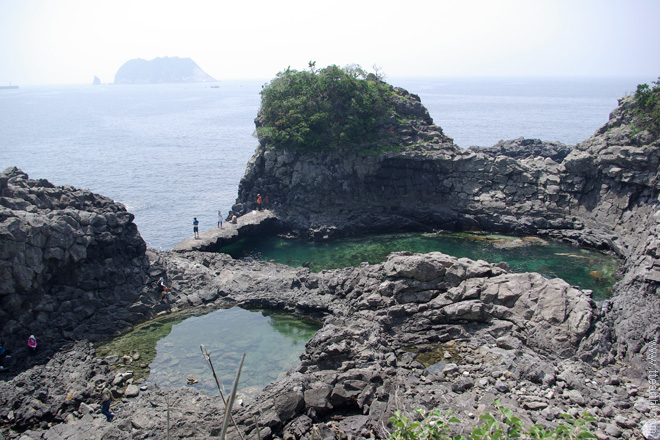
[[0, 77, 651, 249]]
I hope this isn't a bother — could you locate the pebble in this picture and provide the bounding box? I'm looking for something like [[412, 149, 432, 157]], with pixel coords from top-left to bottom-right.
[[635, 398, 651, 413], [125, 384, 140, 398], [451, 378, 474, 393], [602, 405, 615, 417], [495, 379, 509, 393], [604, 423, 622, 438], [614, 414, 634, 429], [563, 389, 585, 405], [522, 401, 548, 410]]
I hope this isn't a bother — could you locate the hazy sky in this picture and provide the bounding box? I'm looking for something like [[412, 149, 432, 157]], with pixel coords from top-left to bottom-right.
[[1, 0, 659, 85]]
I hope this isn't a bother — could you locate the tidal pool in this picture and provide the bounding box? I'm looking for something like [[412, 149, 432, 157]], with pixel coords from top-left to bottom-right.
[[96, 307, 321, 398], [219, 231, 621, 300]]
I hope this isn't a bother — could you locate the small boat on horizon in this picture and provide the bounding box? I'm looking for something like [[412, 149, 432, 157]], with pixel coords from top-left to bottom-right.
[[0, 84, 19, 90]]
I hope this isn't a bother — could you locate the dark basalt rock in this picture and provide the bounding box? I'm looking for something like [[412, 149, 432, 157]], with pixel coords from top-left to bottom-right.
[[469, 137, 573, 162], [0, 167, 154, 363], [234, 93, 660, 366], [2, 249, 644, 439], [1, 89, 659, 439]]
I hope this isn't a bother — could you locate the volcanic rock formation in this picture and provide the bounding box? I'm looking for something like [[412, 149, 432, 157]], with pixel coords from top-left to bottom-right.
[[0, 167, 154, 359], [1, 83, 658, 438], [234, 90, 660, 365]]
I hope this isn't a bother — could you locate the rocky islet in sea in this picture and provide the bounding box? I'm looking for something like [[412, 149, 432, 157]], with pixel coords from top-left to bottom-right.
[[0, 80, 659, 438]]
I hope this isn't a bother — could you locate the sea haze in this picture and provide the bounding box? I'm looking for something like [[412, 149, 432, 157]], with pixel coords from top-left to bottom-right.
[[0, 77, 650, 249]]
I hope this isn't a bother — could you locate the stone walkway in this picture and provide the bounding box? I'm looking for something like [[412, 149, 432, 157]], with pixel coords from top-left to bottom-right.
[[172, 210, 279, 253]]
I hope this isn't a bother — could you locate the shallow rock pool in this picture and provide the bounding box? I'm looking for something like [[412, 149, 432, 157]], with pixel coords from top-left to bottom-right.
[[219, 231, 621, 299], [96, 307, 321, 398]]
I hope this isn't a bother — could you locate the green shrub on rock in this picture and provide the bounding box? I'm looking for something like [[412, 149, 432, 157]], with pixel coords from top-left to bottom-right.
[[633, 77, 660, 135], [255, 62, 395, 151]]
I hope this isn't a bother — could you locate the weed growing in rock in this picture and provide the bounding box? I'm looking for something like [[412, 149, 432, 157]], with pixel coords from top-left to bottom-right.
[[387, 399, 597, 440], [389, 408, 462, 440]]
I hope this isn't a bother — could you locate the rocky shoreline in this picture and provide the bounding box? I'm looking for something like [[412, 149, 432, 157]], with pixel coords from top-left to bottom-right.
[[0, 85, 659, 439]]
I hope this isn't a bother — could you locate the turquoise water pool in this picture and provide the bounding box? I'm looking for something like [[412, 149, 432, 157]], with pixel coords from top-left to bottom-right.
[[220, 231, 620, 299], [96, 307, 321, 397]]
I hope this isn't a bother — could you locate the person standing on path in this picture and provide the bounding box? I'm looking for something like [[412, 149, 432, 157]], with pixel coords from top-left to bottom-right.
[[257, 194, 262, 211], [217, 210, 223, 229], [193, 217, 199, 239]]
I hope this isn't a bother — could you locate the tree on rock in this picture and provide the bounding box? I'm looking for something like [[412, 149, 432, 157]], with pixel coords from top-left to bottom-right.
[[255, 62, 394, 151], [633, 77, 660, 135]]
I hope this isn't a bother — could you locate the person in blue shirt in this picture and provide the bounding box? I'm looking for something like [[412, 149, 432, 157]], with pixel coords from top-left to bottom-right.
[[0, 340, 11, 370], [193, 217, 199, 239]]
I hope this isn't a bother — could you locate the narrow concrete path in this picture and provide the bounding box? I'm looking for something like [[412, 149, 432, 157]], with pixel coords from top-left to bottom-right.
[[172, 210, 279, 253]]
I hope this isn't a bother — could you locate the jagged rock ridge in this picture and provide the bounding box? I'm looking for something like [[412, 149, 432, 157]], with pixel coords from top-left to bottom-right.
[[0, 167, 155, 355], [234, 91, 660, 365], [1, 83, 659, 438]]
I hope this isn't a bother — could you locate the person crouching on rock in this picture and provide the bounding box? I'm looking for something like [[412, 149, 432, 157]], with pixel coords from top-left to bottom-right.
[[27, 335, 37, 354], [99, 386, 115, 422], [157, 277, 168, 301]]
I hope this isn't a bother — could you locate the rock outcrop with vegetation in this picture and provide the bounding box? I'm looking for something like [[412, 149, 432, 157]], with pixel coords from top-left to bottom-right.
[[236, 73, 660, 364], [1, 73, 659, 439], [0, 249, 645, 438], [0, 167, 153, 360]]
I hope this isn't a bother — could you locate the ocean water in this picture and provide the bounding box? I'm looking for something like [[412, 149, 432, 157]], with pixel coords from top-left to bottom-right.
[[0, 77, 650, 249]]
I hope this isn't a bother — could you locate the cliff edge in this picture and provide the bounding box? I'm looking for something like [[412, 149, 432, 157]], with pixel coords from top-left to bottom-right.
[[0, 167, 155, 360], [235, 77, 660, 365]]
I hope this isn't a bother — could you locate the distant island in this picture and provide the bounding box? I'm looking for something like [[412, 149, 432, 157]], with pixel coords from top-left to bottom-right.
[[114, 56, 216, 84]]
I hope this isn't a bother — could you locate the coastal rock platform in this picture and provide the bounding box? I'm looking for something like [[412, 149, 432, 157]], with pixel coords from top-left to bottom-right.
[[172, 209, 282, 253], [1, 82, 659, 439]]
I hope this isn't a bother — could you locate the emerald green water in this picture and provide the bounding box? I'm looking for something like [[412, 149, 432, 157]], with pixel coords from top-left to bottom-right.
[[220, 231, 620, 300], [96, 307, 321, 398]]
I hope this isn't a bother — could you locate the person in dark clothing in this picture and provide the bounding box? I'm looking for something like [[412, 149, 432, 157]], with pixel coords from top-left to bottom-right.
[[0, 340, 10, 370]]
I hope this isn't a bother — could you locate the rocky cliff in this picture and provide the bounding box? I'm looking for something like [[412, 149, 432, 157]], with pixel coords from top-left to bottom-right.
[[0, 249, 647, 438], [235, 90, 660, 365], [114, 56, 216, 84], [0, 167, 155, 361], [1, 84, 659, 438]]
